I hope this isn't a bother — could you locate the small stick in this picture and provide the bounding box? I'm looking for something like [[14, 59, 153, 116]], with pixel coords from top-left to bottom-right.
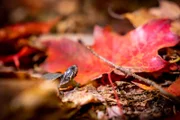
[[108, 5, 125, 20], [80, 42, 180, 104]]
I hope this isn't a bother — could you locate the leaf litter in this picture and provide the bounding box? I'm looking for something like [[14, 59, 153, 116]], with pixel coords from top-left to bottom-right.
[[0, 1, 180, 120]]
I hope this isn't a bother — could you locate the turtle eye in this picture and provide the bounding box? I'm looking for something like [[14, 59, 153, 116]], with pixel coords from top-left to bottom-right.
[[67, 76, 71, 81], [63, 76, 71, 82]]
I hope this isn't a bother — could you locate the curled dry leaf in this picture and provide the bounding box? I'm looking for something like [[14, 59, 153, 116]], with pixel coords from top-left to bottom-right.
[[62, 84, 105, 106], [41, 19, 179, 85]]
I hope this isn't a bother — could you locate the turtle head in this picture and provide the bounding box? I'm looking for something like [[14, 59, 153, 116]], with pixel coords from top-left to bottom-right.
[[60, 65, 78, 85]]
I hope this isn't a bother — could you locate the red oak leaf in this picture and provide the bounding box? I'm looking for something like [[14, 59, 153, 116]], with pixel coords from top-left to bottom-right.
[[41, 19, 179, 85]]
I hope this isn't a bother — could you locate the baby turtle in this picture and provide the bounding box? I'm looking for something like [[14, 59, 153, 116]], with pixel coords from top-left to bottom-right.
[[42, 65, 79, 92]]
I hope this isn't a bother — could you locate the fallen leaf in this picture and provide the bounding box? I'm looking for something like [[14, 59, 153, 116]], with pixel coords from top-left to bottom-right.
[[150, 0, 180, 20], [124, 8, 156, 27], [41, 38, 111, 84], [0, 18, 58, 67], [93, 19, 179, 72], [166, 77, 180, 97], [0, 46, 40, 68], [131, 81, 155, 91], [124, 0, 180, 27], [0, 18, 59, 42], [62, 84, 105, 106], [41, 19, 180, 85]]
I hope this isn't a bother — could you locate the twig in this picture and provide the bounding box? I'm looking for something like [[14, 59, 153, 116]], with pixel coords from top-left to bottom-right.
[[80, 42, 180, 104], [108, 5, 125, 20]]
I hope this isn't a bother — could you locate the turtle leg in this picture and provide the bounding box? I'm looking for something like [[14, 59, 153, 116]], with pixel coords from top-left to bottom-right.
[[57, 85, 64, 97]]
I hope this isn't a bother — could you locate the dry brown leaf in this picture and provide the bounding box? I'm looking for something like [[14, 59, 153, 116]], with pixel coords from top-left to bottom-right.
[[62, 84, 105, 106], [150, 0, 180, 20], [124, 0, 180, 27], [124, 9, 156, 27]]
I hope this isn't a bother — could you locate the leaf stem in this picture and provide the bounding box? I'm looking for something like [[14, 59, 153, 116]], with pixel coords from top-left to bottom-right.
[[108, 73, 124, 118]]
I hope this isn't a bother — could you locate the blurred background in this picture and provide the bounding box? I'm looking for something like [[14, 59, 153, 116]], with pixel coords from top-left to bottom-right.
[[0, 0, 179, 27], [0, 0, 179, 35]]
